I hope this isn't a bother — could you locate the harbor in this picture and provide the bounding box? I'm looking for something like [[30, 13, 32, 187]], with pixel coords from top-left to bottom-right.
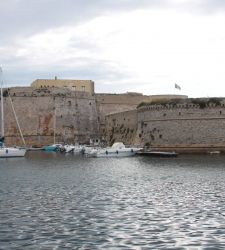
[[2, 0, 225, 249], [1, 152, 225, 249]]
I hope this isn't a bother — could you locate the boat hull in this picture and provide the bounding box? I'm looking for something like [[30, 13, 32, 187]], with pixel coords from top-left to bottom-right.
[[94, 149, 139, 158], [138, 151, 178, 157], [0, 147, 27, 158], [43, 146, 57, 151], [42, 144, 62, 151]]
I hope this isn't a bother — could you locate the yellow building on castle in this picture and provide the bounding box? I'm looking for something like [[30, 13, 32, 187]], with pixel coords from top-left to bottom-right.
[[31, 77, 95, 95]]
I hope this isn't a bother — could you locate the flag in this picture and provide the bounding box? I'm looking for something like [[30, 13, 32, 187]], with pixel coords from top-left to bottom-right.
[[175, 83, 181, 90]]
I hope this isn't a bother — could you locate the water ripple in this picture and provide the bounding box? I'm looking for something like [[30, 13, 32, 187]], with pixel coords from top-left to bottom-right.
[[1, 153, 225, 249]]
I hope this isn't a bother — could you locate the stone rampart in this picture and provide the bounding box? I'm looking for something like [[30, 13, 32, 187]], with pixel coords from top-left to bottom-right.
[[0, 86, 188, 147], [96, 93, 187, 134], [139, 100, 225, 152], [105, 110, 137, 146], [105, 98, 225, 152], [1, 87, 99, 146]]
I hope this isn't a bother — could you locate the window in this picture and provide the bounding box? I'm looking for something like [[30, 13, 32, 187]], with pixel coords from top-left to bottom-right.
[[81, 86, 85, 92]]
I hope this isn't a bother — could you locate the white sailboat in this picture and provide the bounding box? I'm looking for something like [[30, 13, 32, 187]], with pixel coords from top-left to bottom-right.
[[0, 68, 27, 158]]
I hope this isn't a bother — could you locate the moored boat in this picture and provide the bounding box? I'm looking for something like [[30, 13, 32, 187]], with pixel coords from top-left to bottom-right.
[[42, 144, 63, 152], [0, 68, 27, 158], [0, 144, 26, 158], [138, 151, 178, 157], [90, 142, 142, 158], [62, 144, 84, 153]]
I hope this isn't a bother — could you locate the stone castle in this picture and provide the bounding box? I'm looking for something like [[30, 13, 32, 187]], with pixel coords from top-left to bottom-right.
[[2, 77, 224, 152]]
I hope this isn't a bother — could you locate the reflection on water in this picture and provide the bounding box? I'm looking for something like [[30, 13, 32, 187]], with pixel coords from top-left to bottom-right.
[[1, 152, 225, 249]]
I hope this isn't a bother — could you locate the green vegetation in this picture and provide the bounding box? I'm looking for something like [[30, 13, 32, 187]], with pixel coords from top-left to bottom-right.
[[137, 98, 224, 109], [137, 98, 184, 108], [191, 98, 223, 109], [137, 102, 148, 108]]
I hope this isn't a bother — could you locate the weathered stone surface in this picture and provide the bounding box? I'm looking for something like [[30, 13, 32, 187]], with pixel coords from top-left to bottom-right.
[[0, 86, 187, 147], [138, 105, 225, 148], [96, 93, 186, 135], [105, 110, 138, 146], [105, 99, 225, 152], [1, 87, 99, 146]]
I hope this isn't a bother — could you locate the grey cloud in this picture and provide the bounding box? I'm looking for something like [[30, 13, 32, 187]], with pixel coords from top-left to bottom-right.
[[1, 0, 224, 43], [3, 56, 131, 89], [68, 38, 100, 52], [0, 0, 167, 42], [2, 0, 224, 90], [200, 0, 225, 13], [167, 0, 225, 15]]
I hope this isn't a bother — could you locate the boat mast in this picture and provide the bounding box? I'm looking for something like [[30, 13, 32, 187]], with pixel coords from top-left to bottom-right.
[[0, 67, 4, 138], [53, 107, 56, 144], [8, 94, 26, 147]]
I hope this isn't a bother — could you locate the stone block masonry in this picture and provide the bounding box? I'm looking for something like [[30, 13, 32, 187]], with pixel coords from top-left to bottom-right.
[[0, 85, 187, 147], [137, 101, 225, 148], [1, 87, 99, 146], [105, 98, 225, 153], [96, 93, 187, 136], [105, 110, 138, 146]]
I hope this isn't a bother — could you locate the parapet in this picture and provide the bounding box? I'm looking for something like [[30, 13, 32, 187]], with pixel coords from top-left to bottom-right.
[[137, 97, 225, 111]]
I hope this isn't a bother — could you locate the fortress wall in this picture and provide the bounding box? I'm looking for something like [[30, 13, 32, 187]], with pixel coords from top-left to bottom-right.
[[96, 93, 187, 134], [105, 110, 138, 146], [104, 101, 225, 152], [0, 86, 188, 147], [137, 104, 225, 152], [9, 86, 93, 98], [138, 105, 225, 120], [96, 93, 187, 105], [96, 93, 149, 136], [1, 87, 99, 146]]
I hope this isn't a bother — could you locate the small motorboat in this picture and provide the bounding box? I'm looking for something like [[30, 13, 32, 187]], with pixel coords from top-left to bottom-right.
[[42, 144, 63, 152], [90, 142, 142, 158], [63, 144, 84, 154]]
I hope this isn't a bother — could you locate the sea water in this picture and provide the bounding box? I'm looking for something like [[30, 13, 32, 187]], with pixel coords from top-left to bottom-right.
[[0, 152, 225, 249]]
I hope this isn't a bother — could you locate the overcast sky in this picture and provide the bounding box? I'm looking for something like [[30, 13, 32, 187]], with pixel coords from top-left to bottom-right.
[[1, 0, 225, 97]]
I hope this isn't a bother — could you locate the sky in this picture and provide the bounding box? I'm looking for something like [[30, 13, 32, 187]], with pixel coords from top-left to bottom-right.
[[1, 0, 225, 97]]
